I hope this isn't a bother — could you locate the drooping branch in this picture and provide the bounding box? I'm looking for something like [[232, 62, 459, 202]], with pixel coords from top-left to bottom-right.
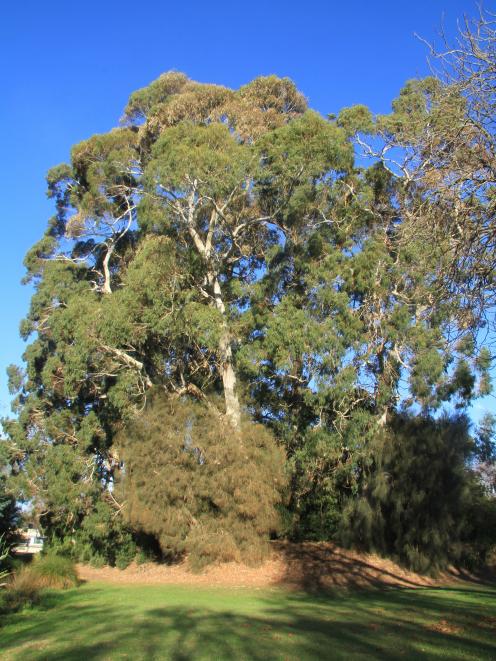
[[99, 344, 152, 388]]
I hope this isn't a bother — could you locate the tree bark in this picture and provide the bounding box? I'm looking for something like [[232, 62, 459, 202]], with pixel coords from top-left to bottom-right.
[[186, 212, 241, 429], [209, 274, 241, 430], [102, 243, 115, 294]]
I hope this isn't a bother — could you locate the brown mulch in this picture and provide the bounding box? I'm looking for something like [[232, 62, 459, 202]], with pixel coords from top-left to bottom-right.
[[77, 541, 465, 590]]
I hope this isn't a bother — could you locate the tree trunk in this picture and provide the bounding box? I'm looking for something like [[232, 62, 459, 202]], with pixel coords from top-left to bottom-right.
[[102, 242, 115, 294], [219, 328, 241, 429], [210, 274, 241, 430]]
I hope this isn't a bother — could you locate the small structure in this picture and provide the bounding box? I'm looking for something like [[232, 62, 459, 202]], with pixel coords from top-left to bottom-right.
[[13, 525, 45, 555]]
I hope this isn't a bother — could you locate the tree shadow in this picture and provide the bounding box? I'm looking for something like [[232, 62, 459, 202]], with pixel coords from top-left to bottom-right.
[[0, 584, 495, 660], [273, 541, 431, 591], [272, 541, 496, 593], [447, 564, 496, 587]]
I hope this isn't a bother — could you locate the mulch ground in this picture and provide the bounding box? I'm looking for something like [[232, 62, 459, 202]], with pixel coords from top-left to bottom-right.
[[77, 541, 481, 590]]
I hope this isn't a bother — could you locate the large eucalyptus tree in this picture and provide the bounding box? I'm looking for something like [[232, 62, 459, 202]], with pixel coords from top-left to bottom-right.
[[4, 68, 493, 568]]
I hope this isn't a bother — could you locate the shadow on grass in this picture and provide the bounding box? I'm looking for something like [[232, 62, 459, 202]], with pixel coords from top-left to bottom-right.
[[1, 583, 495, 660]]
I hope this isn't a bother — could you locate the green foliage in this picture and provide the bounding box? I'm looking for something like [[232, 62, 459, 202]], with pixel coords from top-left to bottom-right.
[[123, 71, 191, 122], [476, 413, 496, 463], [89, 554, 106, 569], [117, 393, 287, 569], [135, 549, 150, 566], [0, 534, 11, 586], [0, 476, 20, 548], [73, 501, 136, 568], [337, 104, 375, 136], [459, 477, 496, 567], [340, 414, 479, 573], [1, 554, 77, 613], [147, 122, 251, 197], [29, 554, 79, 589], [0, 445, 20, 562], [6, 67, 496, 573], [115, 541, 137, 570]]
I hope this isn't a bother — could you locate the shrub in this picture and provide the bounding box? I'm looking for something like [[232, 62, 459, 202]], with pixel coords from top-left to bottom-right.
[[0, 533, 11, 587], [43, 535, 75, 557], [135, 550, 148, 565], [77, 542, 94, 564], [117, 394, 287, 569], [487, 546, 496, 569], [2, 569, 41, 612], [340, 413, 477, 574], [459, 479, 496, 569], [115, 539, 137, 570], [89, 553, 106, 569], [74, 501, 137, 567], [29, 554, 79, 589], [0, 554, 78, 614], [134, 540, 161, 565]]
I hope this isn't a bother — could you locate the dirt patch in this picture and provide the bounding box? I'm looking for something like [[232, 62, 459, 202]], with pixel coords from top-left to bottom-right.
[[428, 619, 464, 635], [77, 541, 456, 590], [78, 555, 283, 589]]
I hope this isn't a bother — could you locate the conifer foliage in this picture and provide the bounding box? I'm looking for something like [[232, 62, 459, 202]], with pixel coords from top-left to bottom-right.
[[117, 393, 286, 569]]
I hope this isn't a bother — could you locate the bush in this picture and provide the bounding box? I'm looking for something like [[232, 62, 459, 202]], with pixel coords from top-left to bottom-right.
[[339, 413, 477, 574], [89, 553, 106, 569], [115, 540, 137, 570], [29, 554, 79, 589], [459, 478, 496, 569], [117, 394, 287, 569], [0, 533, 11, 587], [135, 550, 148, 565], [45, 536, 78, 560], [2, 569, 41, 612], [487, 546, 496, 570], [0, 554, 78, 614], [74, 501, 137, 567], [134, 540, 161, 565], [77, 542, 94, 564]]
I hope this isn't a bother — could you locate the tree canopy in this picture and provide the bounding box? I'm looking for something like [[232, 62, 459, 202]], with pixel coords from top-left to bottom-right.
[[3, 33, 496, 571]]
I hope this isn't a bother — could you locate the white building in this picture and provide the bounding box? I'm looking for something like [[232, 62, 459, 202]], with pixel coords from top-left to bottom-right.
[[13, 525, 45, 555]]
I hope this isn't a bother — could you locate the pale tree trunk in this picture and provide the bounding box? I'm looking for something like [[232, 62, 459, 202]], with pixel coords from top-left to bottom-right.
[[218, 329, 241, 430], [186, 212, 242, 429], [210, 274, 241, 430], [102, 243, 115, 294], [375, 342, 403, 429]]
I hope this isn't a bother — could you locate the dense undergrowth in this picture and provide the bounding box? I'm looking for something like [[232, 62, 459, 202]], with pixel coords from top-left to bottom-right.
[[0, 554, 78, 614]]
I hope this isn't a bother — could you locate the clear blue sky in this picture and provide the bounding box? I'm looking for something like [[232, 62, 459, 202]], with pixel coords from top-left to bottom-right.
[[0, 0, 491, 421]]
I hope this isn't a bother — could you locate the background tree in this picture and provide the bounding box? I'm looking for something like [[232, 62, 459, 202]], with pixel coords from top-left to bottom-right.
[[339, 7, 496, 345], [0, 442, 20, 548]]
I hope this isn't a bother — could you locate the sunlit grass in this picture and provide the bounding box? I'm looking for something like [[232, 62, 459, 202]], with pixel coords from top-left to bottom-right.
[[1, 581, 495, 660]]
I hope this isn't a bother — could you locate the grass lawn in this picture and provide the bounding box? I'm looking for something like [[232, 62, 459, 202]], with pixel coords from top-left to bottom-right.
[[0, 582, 495, 660]]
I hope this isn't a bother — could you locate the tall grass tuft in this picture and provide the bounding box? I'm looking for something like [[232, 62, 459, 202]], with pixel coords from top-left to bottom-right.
[[29, 554, 79, 589], [2, 569, 41, 612], [1, 554, 78, 613]]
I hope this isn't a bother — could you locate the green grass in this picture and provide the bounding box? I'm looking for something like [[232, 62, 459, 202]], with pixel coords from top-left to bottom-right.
[[0, 581, 495, 660]]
